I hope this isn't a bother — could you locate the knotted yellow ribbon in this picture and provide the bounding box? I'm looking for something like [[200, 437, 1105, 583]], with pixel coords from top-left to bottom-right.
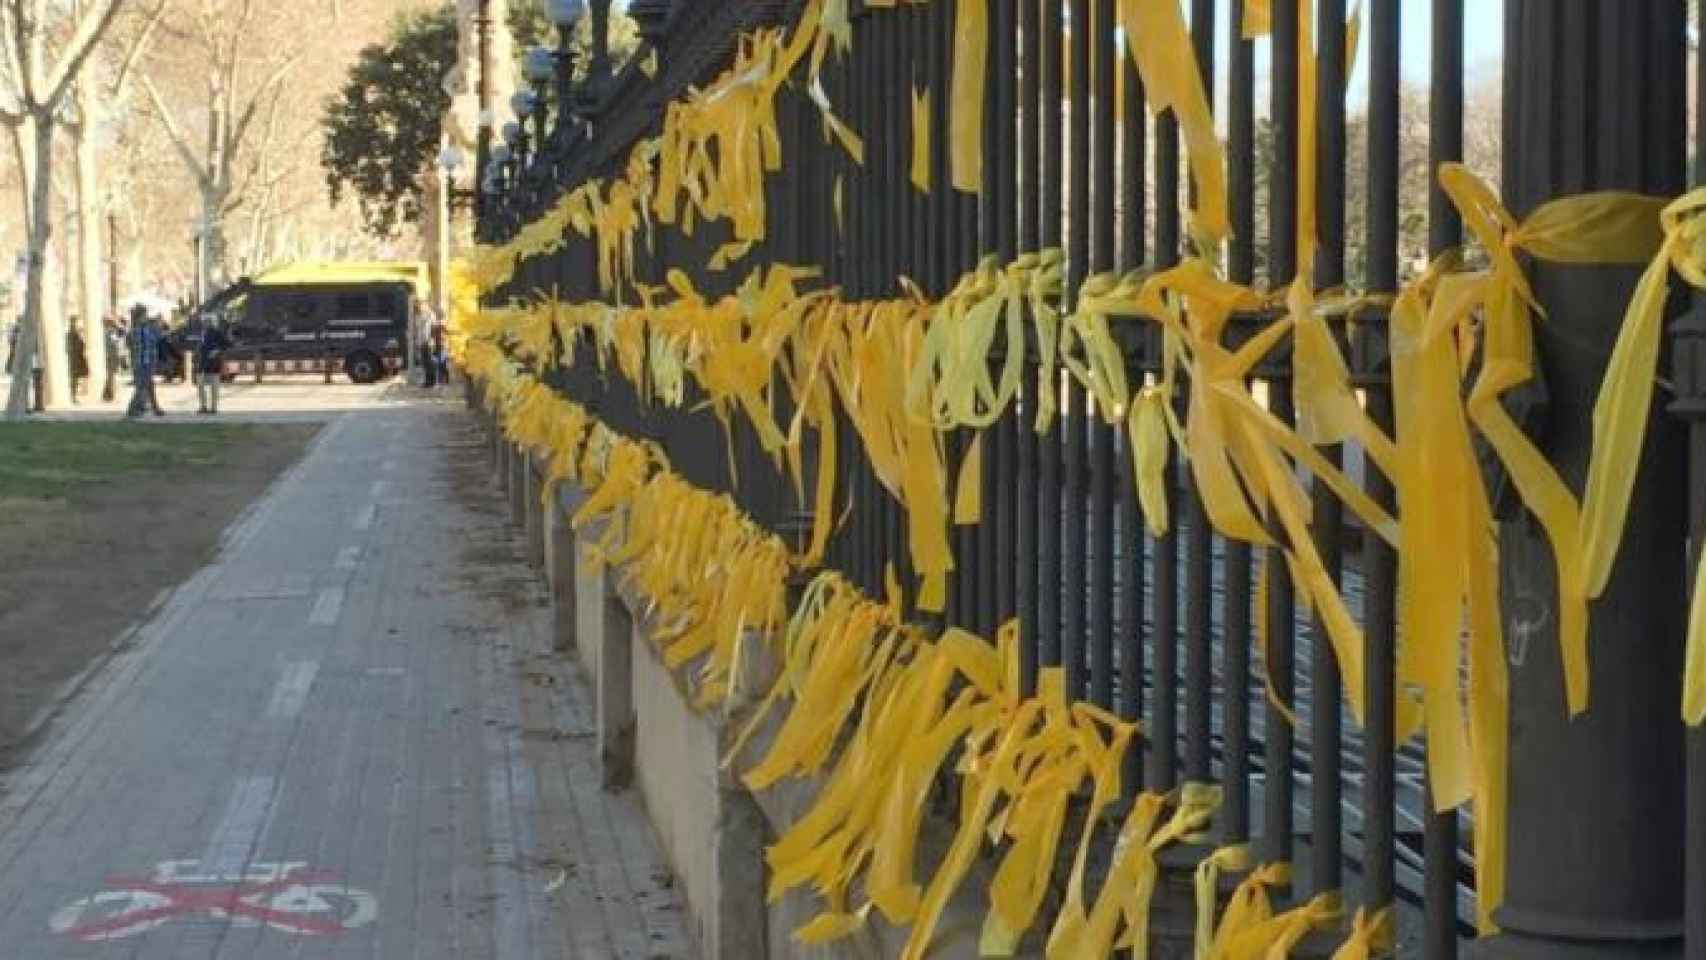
[[1330, 906, 1394, 960], [1439, 162, 1667, 717], [1194, 844, 1254, 959]]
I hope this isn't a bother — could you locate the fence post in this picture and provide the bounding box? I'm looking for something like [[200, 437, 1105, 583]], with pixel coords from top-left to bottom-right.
[[1476, 2, 1688, 955]]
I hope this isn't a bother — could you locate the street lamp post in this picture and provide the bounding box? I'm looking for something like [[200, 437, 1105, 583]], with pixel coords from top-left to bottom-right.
[[521, 49, 555, 156], [473, 1, 493, 233], [500, 120, 526, 221], [542, 0, 585, 151]]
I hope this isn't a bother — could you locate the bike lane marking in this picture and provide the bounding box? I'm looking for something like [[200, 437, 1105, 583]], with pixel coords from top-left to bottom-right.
[[266, 662, 320, 719], [202, 775, 278, 877], [49, 861, 378, 943], [309, 587, 345, 626]]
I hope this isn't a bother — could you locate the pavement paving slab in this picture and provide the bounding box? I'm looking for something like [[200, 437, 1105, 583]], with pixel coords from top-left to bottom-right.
[[0, 385, 690, 959]]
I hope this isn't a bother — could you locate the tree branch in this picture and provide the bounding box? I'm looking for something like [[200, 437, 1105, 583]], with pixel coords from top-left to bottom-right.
[[42, 0, 125, 107], [0, 2, 26, 121], [110, 0, 169, 99], [9, 0, 37, 108], [139, 70, 211, 187], [227, 48, 299, 159]]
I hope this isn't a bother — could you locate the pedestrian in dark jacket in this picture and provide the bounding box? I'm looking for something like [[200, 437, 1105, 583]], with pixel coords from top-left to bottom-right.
[[196, 323, 230, 414], [126, 308, 164, 418], [67, 323, 88, 404]]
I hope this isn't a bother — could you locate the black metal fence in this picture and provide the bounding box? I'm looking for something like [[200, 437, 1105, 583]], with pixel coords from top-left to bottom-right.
[[477, 1, 1704, 955]]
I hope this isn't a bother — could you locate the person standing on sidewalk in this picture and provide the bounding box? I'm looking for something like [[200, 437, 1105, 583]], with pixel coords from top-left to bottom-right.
[[196, 321, 230, 415], [414, 298, 438, 389], [126, 308, 164, 418], [431, 315, 449, 388], [101, 316, 122, 402], [66, 323, 88, 404]]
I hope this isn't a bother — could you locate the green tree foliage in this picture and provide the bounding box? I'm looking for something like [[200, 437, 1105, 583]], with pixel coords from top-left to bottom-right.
[[320, 7, 458, 240]]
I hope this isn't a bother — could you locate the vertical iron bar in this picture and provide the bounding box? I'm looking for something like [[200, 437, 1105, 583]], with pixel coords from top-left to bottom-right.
[[1309, 0, 1348, 899], [1425, 0, 1463, 948], [1154, 99, 1180, 265], [1691, 0, 1706, 952], [1222, 0, 1256, 846], [957, 0, 982, 631], [1152, 0, 1184, 786], [1038, 0, 1065, 674], [1362, 0, 1400, 916], [1117, 13, 1149, 799], [1150, 423, 1179, 792], [1044, 0, 1064, 251], [1119, 30, 1146, 271], [1087, 0, 1116, 710], [1022, 0, 1041, 253], [1063, 384, 1087, 699], [1260, 0, 1299, 871], [1062, 0, 1091, 701], [1182, 0, 1217, 788], [1018, 0, 1042, 692], [995, 0, 1019, 263], [1149, 0, 1185, 783], [976, 0, 1001, 640]]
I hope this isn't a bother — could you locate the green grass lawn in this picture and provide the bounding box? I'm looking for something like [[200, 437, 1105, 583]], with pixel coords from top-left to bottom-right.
[[0, 423, 267, 500]]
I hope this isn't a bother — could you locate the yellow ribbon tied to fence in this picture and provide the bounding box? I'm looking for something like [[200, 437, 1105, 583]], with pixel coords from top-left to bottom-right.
[[1438, 163, 1667, 717], [949, 0, 987, 193], [1118, 0, 1227, 247]]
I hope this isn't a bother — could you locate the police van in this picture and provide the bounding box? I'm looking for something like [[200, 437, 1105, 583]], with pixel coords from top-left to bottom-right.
[[195, 263, 425, 384]]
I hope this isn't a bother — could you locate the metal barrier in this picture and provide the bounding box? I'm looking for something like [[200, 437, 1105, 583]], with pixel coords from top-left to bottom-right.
[[477, 2, 1700, 956]]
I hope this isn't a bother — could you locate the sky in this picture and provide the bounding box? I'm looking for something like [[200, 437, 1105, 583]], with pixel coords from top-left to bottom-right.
[[1202, 0, 1507, 113]]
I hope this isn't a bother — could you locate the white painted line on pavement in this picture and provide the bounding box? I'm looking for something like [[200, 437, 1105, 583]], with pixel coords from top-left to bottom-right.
[[201, 776, 278, 877], [308, 587, 344, 627], [353, 503, 377, 531], [481, 645, 538, 958], [266, 661, 320, 718], [334, 545, 362, 570]]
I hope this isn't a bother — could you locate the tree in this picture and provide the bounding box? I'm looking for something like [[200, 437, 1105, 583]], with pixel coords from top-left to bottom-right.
[[0, 0, 130, 417], [139, 0, 304, 292], [320, 7, 456, 240], [62, 0, 164, 392]]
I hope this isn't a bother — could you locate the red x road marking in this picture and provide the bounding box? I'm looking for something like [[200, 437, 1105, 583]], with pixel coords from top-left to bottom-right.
[[61, 869, 345, 941]]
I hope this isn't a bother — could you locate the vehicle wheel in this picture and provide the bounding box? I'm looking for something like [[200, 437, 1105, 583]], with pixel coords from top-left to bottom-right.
[[344, 351, 380, 384]]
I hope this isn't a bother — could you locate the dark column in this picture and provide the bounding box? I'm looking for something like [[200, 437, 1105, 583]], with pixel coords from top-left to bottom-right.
[[1478, 2, 1687, 956], [589, 0, 611, 83], [629, 0, 670, 55], [1684, 7, 1706, 959]]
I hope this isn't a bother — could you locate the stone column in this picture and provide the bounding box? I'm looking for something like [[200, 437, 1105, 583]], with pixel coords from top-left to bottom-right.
[[1477, 3, 1688, 956]]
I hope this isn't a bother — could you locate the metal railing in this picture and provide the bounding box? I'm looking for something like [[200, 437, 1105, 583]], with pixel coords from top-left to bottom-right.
[[477, 1, 1703, 955]]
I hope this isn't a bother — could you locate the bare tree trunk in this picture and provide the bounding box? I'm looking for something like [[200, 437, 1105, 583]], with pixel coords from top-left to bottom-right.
[[74, 82, 108, 382], [197, 182, 229, 297], [7, 114, 70, 416]]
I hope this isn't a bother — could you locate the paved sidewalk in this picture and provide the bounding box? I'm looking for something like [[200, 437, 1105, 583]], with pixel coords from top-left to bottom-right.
[[0, 392, 689, 959]]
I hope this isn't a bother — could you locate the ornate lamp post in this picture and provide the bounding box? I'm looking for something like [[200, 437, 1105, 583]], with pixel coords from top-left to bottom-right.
[[438, 145, 475, 212], [541, 0, 585, 147], [629, 0, 672, 54], [521, 47, 556, 152], [507, 97, 536, 167], [489, 144, 513, 198], [500, 119, 527, 191]]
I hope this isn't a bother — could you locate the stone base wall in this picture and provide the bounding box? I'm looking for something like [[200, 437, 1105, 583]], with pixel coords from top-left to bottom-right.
[[497, 428, 1028, 960]]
